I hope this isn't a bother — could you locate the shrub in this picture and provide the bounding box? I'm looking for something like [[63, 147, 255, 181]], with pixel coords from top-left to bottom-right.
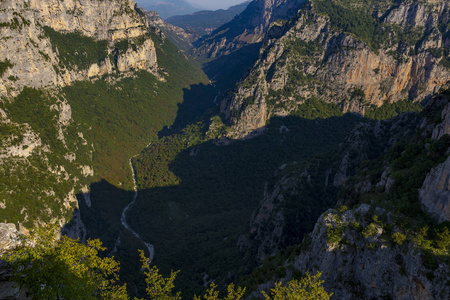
[[364, 100, 422, 120], [392, 232, 407, 245], [434, 225, 450, 251], [291, 97, 343, 119], [337, 205, 348, 213], [0, 59, 13, 77], [3, 224, 128, 300], [327, 226, 343, 245], [194, 283, 245, 300], [262, 272, 332, 300], [362, 223, 378, 239]]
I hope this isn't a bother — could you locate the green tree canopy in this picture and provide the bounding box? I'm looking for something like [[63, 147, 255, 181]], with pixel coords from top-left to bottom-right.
[[3, 226, 332, 300], [193, 282, 245, 300], [136, 249, 181, 300], [263, 272, 332, 300], [2, 225, 128, 300]]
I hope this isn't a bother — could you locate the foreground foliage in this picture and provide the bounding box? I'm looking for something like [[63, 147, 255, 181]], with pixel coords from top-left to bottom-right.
[[3, 225, 128, 300], [3, 227, 331, 300], [263, 272, 332, 300], [136, 250, 181, 300]]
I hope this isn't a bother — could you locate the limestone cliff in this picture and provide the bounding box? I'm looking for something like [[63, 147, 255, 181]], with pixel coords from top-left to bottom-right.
[[222, 0, 450, 138], [0, 0, 158, 98], [0, 224, 18, 257], [431, 99, 450, 139], [293, 205, 450, 299], [419, 155, 450, 223], [419, 100, 450, 223]]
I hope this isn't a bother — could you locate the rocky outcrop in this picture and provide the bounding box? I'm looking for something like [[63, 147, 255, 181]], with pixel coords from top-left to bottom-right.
[[0, 0, 158, 98], [194, 0, 307, 59], [386, 2, 441, 28], [432, 101, 450, 139], [293, 205, 450, 300], [419, 155, 450, 223], [28, 0, 146, 40], [0, 225, 29, 299], [0, 260, 29, 300], [418, 96, 450, 223], [0, 127, 42, 159], [0, 224, 18, 256], [222, 0, 450, 138]]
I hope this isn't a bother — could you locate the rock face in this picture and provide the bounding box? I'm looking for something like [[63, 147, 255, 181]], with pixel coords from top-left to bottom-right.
[[419, 154, 450, 223], [0, 226, 22, 300], [418, 98, 450, 223], [0, 0, 158, 98], [221, 0, 450, 138], [0, 224, 18, 256], [0, 260, 29, 300], [432, 101, 450, 140], [294, 205, 450, 300], [194, 0, 307, 59], [27, 0, 146, 40]]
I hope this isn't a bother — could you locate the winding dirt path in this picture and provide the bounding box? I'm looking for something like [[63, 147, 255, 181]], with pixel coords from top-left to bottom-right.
[[119, 157, 154, 261]]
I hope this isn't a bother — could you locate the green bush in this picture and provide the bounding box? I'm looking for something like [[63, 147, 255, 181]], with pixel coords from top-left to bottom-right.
[[3, 225, 128, 300], [0, 59, 13, 77], [362, 223, 378, 239], [327, 226, 343, 245], [262, 272, 332, 300], [291, 98, 343, 119], [434, 225, 450, 251], [365, 100, 423, 120], [392, 232, 407, 245]]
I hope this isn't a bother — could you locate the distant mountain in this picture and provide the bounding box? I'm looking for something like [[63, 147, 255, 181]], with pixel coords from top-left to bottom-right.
[[146, 11, 197, 52], [135, 0, 200, 19], [193, 0, 307, 59], [166, 1, 250, 38]]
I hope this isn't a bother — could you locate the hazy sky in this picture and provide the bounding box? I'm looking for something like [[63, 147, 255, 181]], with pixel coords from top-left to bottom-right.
[[187, 0, 248, 10]]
